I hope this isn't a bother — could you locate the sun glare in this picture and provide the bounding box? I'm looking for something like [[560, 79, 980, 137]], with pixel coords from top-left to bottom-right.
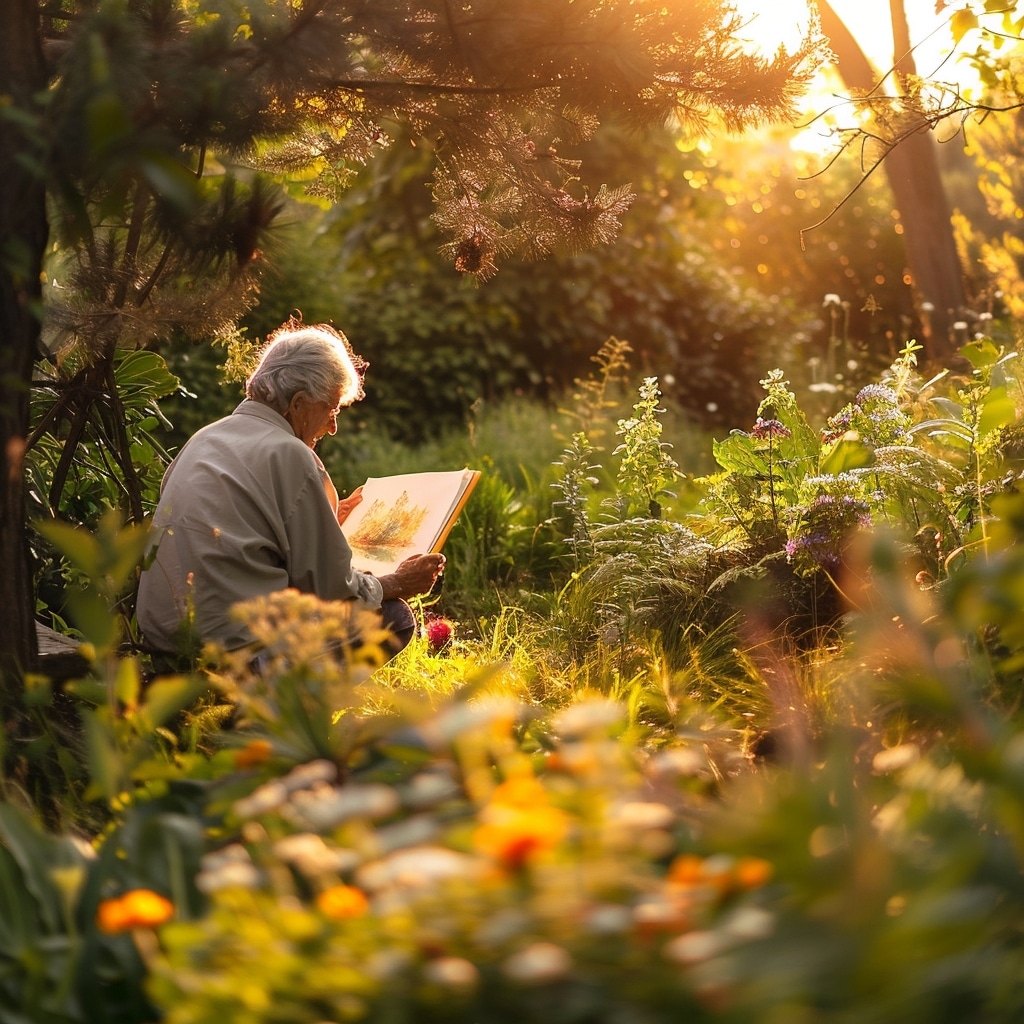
[[724, 0, 987, 155], [729, 0, 815, 57]]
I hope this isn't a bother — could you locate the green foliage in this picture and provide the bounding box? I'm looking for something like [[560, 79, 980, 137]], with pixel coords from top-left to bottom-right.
[[13, 316, 1024, 1024], [611, 377, 681, 520]]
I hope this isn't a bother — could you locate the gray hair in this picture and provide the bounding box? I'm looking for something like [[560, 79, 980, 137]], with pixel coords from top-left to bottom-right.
[[246, 322, 366, 413]]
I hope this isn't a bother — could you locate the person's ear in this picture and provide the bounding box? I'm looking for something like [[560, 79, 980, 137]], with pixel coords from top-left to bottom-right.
[[285, 391, 307, 415]]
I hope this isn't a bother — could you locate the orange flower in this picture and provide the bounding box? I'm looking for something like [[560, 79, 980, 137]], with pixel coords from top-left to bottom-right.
[[96, 889, 174, 934], [316, 884, 369, 920], [234, 739, 273, 768], [734, 856, 774, 889], [473, 802, 568, 870], [666, 853, 774, 893], [667, 854, 705, 887]]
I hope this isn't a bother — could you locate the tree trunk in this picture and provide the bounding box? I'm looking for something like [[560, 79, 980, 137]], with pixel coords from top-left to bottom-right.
[[817, 0, 967, 360], [0, 0, 46, 695]]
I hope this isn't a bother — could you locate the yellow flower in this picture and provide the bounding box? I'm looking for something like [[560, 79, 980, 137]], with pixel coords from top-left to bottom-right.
[[489, 775, 548, 809], [316, 884, 369, 919], [96, 889, 174, 934]]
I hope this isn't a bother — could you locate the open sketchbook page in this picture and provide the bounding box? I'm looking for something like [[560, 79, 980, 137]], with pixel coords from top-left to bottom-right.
[[341, 468, 480, 575]]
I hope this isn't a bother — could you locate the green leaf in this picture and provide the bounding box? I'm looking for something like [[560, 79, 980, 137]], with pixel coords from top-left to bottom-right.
[[115, 350, 181, 406], [820, 436, 873, 475], [66, 590, 119, 651], [138, 676, 207, 731], [958, 337, 1001, 369], [978, 386, 1017, 437], [83, 709, 122, 802], [712, 432, 765, 475], [33, 520, 100, 580], [115, 657, 142, 710]]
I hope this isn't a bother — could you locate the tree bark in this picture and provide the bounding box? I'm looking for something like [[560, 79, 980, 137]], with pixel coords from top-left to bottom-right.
[[818, 0, 967, 360], [0, 0, 47, 694]]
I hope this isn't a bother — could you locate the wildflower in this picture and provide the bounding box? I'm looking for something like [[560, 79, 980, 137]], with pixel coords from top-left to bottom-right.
[[663, 929, 730, 965], [316, 883, 369, 920], [96, 889, 174, 935], [473, 776, 569, 869], [633, 896, 692, 934], [357, 846, 478, 892], [502, 942, 573, 985], [552, 697, 624, 738], [854, 384, 899, 406], [750, 417, 791, 440], [233, 738, 273, 769], [667, 854, 705, 887], [734, 856, 774, 889], [424, 615, 455, 652], [423, 957, 480, 990], [667, 853, 773, 893], [474, 803, 568, 869], [286, 781, 400, 831]]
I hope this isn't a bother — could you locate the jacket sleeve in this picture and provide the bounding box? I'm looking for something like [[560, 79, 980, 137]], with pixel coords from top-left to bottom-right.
[[281, 472, 384, 608]]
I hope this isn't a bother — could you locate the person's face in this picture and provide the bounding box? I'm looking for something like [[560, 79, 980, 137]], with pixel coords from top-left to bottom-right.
[[284, 387, 345, 449]]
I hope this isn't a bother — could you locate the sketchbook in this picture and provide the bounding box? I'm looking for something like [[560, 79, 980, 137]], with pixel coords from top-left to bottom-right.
[[340, 468, 481, 575]]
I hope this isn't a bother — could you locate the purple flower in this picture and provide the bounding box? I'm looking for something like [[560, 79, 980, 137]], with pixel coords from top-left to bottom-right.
[[855, 384, 899, 406], [751, 417, 792, 440]]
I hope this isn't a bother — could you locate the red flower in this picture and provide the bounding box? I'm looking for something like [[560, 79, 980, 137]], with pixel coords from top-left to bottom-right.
[[424, 616, 454, 652]]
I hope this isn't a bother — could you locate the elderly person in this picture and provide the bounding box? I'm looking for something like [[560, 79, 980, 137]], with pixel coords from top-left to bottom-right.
[[136, 321, 443, 663]]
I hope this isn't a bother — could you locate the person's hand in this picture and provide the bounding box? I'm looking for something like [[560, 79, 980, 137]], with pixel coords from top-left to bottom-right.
[[336, 485, 363, 526], [379, 553, 445, 600]]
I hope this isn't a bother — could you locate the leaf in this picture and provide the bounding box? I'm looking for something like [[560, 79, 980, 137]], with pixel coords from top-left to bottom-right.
[[978, 386, 1017, 437], [66, 590, 119, 651], [951, 7, 979, 43], [115, 350, 181, 406], [33, 520, 100, 580], [820, 436, 873, 475], [958, 337, 1001, 369], [82, 709, 122, 803], [115, 656, 142, 711], [712, 432, 765, 475], [928, 397, 966, 421], [138, 676, 208, 731]]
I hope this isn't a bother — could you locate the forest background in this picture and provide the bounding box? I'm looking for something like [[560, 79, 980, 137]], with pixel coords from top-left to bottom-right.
[[4, 0, 1024, 1021]]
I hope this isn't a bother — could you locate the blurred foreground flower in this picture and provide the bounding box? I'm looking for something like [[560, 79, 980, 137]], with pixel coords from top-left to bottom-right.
[[234, 738, 274, 768], [96, 889, 174, 934], [668, 853, 773, 893], [316, 884, 369, 920], [473, 776, 569, 870]]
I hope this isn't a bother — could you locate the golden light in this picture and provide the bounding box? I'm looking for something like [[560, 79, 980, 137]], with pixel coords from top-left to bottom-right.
[[728, 0, 816, 57]]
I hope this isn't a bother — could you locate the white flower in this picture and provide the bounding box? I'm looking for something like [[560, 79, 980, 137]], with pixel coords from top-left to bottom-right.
[[234, 781, 288, 818], [423, 957, 480, 990], [502, 942, 573, 985], [356, 845, 477, 892], [552, 698, 624, 738], [663, 930, 730, 965], [287, 783, 400, 830]]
